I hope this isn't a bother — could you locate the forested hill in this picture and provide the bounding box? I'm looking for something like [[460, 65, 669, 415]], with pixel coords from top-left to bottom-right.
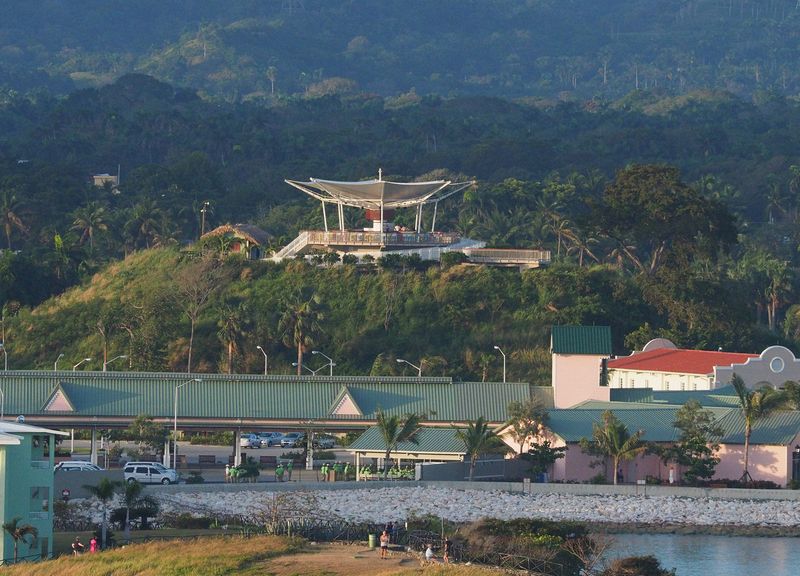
[[2, 1, 800, 100]]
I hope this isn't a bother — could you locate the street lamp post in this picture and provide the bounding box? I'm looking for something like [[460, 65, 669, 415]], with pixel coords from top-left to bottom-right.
[[103, 355, 128, 372], [256, 345, 268, 375], [0, 386, 4, 420], [54, 353, 64, 371], [72, 358, 92, 372], [174, 378, 201, 470], [311, 350, 336, 376], [0, 342, 7, 371], [493, 345, 506, 383], [396, 358, 422, 377], [292, 362, 324, 376]]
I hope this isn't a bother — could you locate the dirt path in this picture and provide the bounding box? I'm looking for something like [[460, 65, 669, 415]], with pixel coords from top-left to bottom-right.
[[263, 543, 424, 576]]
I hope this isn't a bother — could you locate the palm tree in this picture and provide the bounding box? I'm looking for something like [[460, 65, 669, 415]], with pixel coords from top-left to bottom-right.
[[217, 301, 248, 374], [2, 517, 38, 563], [455, 417, 510, 481], [84, 477, 118, 549], [579, 410, 645, 485], [0, 190, 28, 249], [731, 375, 785, 483], [122, 480, 143, 543], [376, 409, 422, 478], [278, 291, 325, 375], [71, 202, 109, 250]]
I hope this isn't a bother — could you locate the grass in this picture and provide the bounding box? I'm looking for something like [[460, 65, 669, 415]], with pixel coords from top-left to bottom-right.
[[5, 535, 303, 576], [4, 537, 508, 576]]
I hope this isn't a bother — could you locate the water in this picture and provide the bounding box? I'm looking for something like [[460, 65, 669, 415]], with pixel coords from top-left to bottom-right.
[[611, 533, 800, 576]]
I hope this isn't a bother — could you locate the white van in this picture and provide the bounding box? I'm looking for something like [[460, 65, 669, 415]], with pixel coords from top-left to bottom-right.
[[123, 463, 179, 485]]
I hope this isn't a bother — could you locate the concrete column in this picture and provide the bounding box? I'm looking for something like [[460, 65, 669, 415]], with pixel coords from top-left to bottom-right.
[[90, 428, 98, 465], [355, 452, 361, 481], [234, 429, 242, 466], [163, 439, 171, 468]]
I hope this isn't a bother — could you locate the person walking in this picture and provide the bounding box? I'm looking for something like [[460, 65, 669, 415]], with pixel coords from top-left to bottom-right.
[[379, 530, 390, 559], [443, 537, 452, 563], [89, 536, 98, 553]]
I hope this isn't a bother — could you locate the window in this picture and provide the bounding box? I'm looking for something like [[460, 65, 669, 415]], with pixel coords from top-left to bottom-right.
[[770, 357, 785, 373], [30, 486, 49, 513], [30, 435, 49, 461]]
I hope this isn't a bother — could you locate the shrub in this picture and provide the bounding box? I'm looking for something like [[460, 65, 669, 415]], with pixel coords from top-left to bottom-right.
[[162, 512, 213, 529], [185, 471, 205, 484], [600, 555, 676, 576], [588, 472, 607, 484], [314, 450, 335, 460]]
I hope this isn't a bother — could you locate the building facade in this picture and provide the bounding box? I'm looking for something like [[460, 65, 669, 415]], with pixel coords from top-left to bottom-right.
[[1, 421, 67, 563]]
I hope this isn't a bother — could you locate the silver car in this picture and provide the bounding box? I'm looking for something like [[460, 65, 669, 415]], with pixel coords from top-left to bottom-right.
[[123, 464, 178, 485], [54, 461, 104, 472]]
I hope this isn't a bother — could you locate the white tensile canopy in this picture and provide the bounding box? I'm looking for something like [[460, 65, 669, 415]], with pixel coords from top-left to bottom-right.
[[285, 174, 474, 232]]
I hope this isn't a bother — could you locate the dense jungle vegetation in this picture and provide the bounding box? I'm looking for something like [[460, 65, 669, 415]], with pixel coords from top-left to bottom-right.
[[3, 1, 800, 101], [2, 3, 800, 380]]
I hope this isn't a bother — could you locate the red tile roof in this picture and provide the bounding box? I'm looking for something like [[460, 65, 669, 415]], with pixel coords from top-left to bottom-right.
[[607, 349, 758, 375]]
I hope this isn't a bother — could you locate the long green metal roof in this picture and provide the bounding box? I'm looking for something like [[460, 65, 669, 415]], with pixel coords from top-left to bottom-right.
[[717, 410, 800, 445], [610, 384, 741, 407], [549, 404, 800, 446], [0, 370, 530, 427], [551, 326, 612, 355], [348, 425, 468, 455], [548, 408, 683, 442]]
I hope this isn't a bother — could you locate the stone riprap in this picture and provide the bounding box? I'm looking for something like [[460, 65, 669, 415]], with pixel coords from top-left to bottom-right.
[[72, 486, 800, 528]]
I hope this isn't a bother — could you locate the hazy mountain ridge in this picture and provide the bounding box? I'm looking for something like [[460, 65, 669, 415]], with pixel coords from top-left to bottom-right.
[[2, 1, 800, 100]]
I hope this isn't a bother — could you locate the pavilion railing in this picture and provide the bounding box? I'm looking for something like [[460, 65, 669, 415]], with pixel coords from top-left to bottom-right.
[[306, 230, 460, 247]]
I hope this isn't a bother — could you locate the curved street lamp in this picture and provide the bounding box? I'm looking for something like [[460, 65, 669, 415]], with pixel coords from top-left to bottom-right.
[[174, 378, 202, 469], [72, 358, 92, 372], [493, 345, 506, 383], [54, 353, 64, 371], [103, 354, 128, 372], [256, 345, 268, 375], [396, 358, 422, 377], [292, 362, 324, 376], [311, 350, 336, 376]]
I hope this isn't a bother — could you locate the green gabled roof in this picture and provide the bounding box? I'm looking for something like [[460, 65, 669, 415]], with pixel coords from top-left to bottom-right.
[[718, 410, 800, 445], [348, 425, 468, 455], [551, 326, 612, 355], [1, 371, 530, 425]]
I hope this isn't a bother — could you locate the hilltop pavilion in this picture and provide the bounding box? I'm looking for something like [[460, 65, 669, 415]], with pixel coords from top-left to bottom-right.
[[276, 171, 485, 260]]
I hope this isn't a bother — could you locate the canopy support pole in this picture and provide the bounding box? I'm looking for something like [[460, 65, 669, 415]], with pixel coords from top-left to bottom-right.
[[321, 201, 329, 232], [431, 201, 439, 232], [338, 202, 345, 231], [416, 204, 423, 231]]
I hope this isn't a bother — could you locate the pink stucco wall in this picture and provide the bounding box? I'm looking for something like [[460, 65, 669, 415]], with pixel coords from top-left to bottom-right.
[[552, 442, 666, 483], [552, 354, 610, 408], [714, 435, 800, 486]]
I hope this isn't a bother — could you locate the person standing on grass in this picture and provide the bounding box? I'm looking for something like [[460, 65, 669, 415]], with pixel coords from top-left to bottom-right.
[[89, 536, 98, 553], [380, 530, 390, 559], [72, 537, 85, 555], [443, 537, 452, 563]]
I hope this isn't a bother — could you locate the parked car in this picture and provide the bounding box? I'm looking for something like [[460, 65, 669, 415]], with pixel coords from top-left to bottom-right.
[[240, 434, 262, 448], [54, 461, 104, 472], [125, 461, 171, 472], [280, 432, 306, 448], [313, 434, 335, 449], [123, 463, 179, 485], [257, 432, 284, 447]]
